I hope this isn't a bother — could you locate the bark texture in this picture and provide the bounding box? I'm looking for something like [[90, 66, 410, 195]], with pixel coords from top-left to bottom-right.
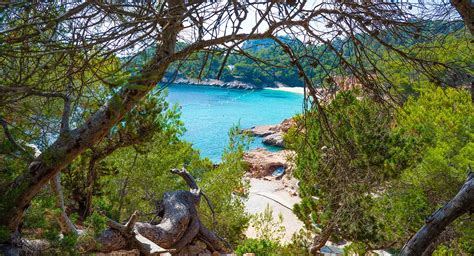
[[310, 224, 333, 255], [451, 0, 474, 35], [400, 170, 474, 255]]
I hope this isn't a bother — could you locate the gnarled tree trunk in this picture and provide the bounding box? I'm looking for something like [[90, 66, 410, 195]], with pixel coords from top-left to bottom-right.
[[90, 168, 229, 255], [2, 168, 229, 255]]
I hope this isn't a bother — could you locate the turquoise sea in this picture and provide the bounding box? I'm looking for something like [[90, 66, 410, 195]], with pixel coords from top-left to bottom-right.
[[166, 84, 304, 162]]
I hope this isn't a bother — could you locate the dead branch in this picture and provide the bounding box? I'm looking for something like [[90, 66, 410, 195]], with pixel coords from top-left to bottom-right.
[[401, 166, 474, 255]]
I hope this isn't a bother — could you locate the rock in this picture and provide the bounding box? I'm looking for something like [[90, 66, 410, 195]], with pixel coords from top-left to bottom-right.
[[244, 118, 296, 148], [186, 244, 202, 255], [243, 125, 277, 137], [163, 77, 260, 90], [288, 188, 298, 196], [262, 132, 285, 147], [279, 118, 296, 133], [95, 249, 140, 256], [243, 148, 295, 178]]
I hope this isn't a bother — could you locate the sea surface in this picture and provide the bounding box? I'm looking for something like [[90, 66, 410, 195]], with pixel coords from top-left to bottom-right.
[[166, 84, 304, 162]]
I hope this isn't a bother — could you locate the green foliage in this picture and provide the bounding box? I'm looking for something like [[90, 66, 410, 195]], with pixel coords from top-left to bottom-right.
[[288, 90, 394, 244], [279, 229, 312, 256], [290, 86, 473, 253], [235, 206, 312, 255], [1, 10, 470, 254], [6, 85, 249, 250], [197, 125, 251, 245], [343, 242, 369, 255], [162, 37, 339, 87], [378, 32, 473, 99], [95, 124, 250, 245], [372, 87, 474, 252], [83, 212, 108, 237], [235, 239, 282, 256], [61, 91, 184, 217], [0, 226, 10, 243], [235, 230, 313, 256], [249, 204, 286, 243], [235, 202, 314, 255]]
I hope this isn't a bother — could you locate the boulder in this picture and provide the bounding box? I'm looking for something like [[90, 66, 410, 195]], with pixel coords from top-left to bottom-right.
[[262, 132, 285, 147], [244, 118, 296, 148], [243, 125, 277, 137], [278, 118, 296, 133]]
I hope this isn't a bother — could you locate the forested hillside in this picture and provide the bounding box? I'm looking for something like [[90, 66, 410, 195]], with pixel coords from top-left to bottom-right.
[[162, 20, 465, 88]]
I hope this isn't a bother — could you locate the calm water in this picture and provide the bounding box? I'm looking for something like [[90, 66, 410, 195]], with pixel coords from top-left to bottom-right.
[[166, 84, 304, 162]]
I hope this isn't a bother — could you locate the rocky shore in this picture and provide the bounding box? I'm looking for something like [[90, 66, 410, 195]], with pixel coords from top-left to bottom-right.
[[164, 77, 305, 92], [244, 118, 296, 148], [165, 78, 261, 89]]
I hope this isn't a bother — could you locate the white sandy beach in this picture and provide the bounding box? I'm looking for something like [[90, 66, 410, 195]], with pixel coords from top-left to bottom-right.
[[265, 86, 306, 95], [245, 178, 304, 243]]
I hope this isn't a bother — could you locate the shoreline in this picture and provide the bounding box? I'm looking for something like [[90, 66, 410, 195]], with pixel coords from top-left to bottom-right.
[[164, 77, 306, 94]]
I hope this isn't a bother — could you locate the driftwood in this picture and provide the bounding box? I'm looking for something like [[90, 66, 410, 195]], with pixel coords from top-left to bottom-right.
[[400, 167, 474, 255], [90, 168, 229, 255]]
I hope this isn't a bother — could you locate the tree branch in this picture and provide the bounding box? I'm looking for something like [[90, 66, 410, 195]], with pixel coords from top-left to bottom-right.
[[50, 174, 81, 235], [0, 116, 32, 160], [401, 166, 474, 255]]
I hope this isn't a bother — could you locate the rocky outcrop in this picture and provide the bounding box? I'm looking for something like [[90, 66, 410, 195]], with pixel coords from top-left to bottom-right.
[[262, 133, 285, 147], [244, 118, 296, 148], [245, 125, 275, 137], [165, 77, 261, 90], [243, 148, 295, 178]]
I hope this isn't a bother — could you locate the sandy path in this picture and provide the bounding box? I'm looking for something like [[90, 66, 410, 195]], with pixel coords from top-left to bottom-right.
[[244, 178, 304, 243]]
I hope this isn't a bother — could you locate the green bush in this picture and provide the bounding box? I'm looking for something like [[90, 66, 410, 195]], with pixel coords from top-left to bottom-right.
[[235, 238, 281, 256]]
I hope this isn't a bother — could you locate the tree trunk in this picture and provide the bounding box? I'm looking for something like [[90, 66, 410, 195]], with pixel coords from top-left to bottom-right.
[[310, 227, 333, 255], [450, 0, 474, 35], [50, 174, 81, 235], [1, 169, 229, 255], [84, 157, 98, 218], [400, 170, 474, 255], [89, 168, 229, 255], [0, 0, 184, 241], [0, 54, 170, 243]]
